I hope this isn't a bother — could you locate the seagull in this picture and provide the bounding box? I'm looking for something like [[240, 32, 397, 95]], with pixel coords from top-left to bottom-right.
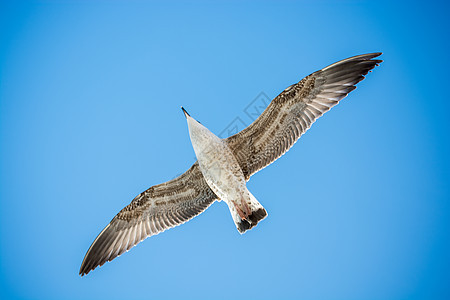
[[80, 53, 382, 276]]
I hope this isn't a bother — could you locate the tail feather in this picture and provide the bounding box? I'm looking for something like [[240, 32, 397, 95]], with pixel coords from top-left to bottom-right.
[[229, 190, 267, 234]]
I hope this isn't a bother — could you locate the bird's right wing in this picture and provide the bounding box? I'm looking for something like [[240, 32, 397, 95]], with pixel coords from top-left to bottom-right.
[[79, 162, 217, 276], [226, 53, 382, 180]]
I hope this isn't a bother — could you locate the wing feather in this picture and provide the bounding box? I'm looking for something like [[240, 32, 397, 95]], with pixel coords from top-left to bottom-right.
[[79, 162, 217, 276], [226, 53, 382, 179]]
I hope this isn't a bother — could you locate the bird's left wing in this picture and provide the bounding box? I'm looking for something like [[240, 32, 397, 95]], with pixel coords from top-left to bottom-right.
[[226, 53, 382, 180], [79, 162, 217, 276]]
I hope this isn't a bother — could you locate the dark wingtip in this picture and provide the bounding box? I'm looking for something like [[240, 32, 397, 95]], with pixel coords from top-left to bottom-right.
[[369, 52, 383, 64], [79, 268, 86, 277], [181, 106, 190, 117], [362, 52, 382, 59], [79, 264, 91, 277]]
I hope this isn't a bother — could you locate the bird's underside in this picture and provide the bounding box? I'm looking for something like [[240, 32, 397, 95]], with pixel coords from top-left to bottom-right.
[[184, 109, 268, 234], [79, 52, 382, 276]]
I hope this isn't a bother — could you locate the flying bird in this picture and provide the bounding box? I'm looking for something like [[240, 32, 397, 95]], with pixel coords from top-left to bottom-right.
[[80, 53, 382, 276]]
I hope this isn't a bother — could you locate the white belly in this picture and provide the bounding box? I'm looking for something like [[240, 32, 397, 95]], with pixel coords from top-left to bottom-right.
[[185, 113, 267, 233], [186, 116, 246, 203], [198, 139, 246, 203]]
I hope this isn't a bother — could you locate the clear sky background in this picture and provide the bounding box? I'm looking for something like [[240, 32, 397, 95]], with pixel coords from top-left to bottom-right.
[[1, 1, 449, 299]]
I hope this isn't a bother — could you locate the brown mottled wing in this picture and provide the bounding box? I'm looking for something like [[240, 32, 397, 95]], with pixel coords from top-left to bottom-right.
[[226, 53, 382, 180], [79, 162, 217, 276]]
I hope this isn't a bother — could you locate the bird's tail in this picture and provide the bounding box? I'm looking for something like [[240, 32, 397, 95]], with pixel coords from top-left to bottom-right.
[[228, 190, 267, 234]]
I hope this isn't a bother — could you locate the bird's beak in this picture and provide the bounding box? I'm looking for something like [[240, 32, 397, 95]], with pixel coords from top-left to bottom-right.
[[181, 106, 190, 118]]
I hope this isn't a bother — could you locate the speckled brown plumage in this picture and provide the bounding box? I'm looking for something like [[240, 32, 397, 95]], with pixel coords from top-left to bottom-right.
[[79, 162, 217, 276], [226, 53, 382, 180], [80, 53, 382, 277]]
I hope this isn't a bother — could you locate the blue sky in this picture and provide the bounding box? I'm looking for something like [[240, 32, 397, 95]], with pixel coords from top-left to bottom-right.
[[1, 1, 449, 299]]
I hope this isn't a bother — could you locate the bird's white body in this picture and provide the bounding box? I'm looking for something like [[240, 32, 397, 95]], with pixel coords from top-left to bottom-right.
[[185, 113, 266, 232]]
